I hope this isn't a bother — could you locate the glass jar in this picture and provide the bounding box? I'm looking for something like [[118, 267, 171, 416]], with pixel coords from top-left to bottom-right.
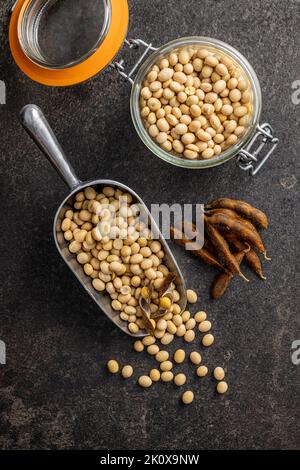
[[17, 0, 111, 69], [9, 0, 129, 85], [130, 36, 278, 173]]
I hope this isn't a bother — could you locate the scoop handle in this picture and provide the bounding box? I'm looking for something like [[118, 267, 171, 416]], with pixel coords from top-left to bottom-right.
[[20, 104, 81, 190]]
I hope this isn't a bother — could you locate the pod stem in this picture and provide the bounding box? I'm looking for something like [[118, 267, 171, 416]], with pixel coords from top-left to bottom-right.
[[239, 272, 250, 282], [244, 243, 251, 254]]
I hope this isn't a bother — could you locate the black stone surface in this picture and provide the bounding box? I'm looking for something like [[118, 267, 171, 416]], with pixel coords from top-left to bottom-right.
[[0, 0, 299, 450]]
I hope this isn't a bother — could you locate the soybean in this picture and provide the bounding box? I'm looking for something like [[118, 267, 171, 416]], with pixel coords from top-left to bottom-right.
[[160, 360, 173, 372], [182, 391, 194, 404], [214, 367, 225, 381], [187, 289, 198, 304], [190, 352, 202, 365], [184, 330, 195, 343], [107, 360, 119, 374], [194, 311, 207, 323], [174, 373, 187, 386], [196, 365, 208, 377], [161, 371, 174, 382], [198, 320, 212, 333], [122, 365, 134, 379], [138, 376, 152, 388], [202, 334, 214, 347], [134, 340, 144, 352], [149, 369, 161, 382], [174, 349, 186, 364], [217, 381, 228, 394], [156, 350, 169, 362]]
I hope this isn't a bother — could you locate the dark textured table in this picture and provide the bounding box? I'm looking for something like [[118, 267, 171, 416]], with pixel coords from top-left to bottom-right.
[[0, 0, 299, 450]]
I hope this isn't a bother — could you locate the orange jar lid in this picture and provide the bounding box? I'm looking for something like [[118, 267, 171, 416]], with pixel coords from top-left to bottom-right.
[[9, 0, 129, 86]]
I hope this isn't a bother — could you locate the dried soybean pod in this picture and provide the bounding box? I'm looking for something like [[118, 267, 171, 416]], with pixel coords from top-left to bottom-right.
[[204, 217, 249, 282], [211, 247, 250, 298], [158, 272, 176, 298], [206, 208, 265, 250], [206, 208, 261, 233], [203, 237, 217, 254], [211, 271, 233, 298], [205, 198, 269, 229], [225, 233, 266, 280], [170, 226, 227, 271], [205, 208, 240, 218], [206, 213, 270, 260], [244, 247, 267, 280], [184, 220, 219, 256], [182, 220, 226, 258], [139, 296, 155, 334], [182, 220, 217, 256], [182, 219, 204, 245]]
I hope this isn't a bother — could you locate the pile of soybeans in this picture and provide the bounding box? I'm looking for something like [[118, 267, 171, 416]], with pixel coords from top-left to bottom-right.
[[107, 294, 229, 405], [140, 46, 252, 160], [60, 186, 229, 404], [60, 185, 185, 336]]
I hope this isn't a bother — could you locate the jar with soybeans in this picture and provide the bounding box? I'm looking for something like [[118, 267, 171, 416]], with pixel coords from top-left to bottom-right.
[[131, 37, 278, 174]]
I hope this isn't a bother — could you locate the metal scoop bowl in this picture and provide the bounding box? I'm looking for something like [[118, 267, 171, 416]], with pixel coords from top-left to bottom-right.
[[20, 105, 187, 337]]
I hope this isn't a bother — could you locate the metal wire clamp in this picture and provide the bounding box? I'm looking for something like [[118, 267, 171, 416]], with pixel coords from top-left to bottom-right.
[[236, 123, 279, 176], [111, 39, 158, 84]]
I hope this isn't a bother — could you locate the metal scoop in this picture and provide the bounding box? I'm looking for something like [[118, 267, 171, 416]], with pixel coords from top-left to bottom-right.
[[20, 105, 187, 337]]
